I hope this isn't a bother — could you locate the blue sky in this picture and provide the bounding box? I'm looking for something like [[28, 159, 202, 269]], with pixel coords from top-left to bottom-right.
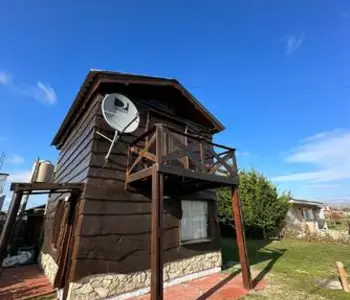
[[0, 1, 349, 208]]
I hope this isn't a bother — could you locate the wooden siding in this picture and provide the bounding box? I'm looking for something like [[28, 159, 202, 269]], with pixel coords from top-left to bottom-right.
[[41, 94, 101, 262], [69, 95, 220, 281]]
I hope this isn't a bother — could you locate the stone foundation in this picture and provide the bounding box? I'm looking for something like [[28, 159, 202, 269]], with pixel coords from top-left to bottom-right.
[[38, 252, 58, 284], [67, 251, 222, 300]]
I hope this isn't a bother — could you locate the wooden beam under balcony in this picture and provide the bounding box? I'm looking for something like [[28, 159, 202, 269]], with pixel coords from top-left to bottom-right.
[[158, 164, 238, 186], [126, 167, 153, 184]]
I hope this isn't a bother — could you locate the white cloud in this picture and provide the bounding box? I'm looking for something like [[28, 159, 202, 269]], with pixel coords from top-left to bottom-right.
[[281, 33, 305, 56], [0, 71, 11, 85], [236, 151, 250, 157], [23, 81, 57, 105], [286, 129, 350, 167], [7, 169, 32, 182], [0, 169, 32, 211], [0, 71, 57, 105], [340, 13, 349, 19], [300, 183, 339, 190], [274, 169, 349, 182], [273, 129, 350, 182], [6, 154, 24, 165]]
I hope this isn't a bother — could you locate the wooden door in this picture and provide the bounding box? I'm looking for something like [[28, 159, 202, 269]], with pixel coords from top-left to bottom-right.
[[54, 195, 78, 291]]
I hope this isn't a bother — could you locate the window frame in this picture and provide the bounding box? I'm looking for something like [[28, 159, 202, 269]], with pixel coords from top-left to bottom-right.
[[179, 199, 213, 246], [301, 208, 315, 222]]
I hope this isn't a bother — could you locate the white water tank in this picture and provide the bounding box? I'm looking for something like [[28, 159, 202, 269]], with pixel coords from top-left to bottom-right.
[[33, 160, 54, 183]]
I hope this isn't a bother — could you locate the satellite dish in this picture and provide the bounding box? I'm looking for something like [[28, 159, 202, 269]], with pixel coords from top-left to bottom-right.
[[96, 93, 140, 164]]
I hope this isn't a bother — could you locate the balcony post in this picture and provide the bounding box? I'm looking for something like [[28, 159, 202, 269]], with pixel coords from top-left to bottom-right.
[[0, 191, 24, 275], [151, 165, 164, 300], [231, 186, 252, 290], [156, 125, 165, 163]]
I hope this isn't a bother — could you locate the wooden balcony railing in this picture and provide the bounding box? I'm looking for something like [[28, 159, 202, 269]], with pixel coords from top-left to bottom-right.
[[126, 123, 238, 186]]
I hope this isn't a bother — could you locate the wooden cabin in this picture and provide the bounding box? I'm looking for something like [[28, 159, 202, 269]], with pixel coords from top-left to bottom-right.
[[38, 70, 251, 299]]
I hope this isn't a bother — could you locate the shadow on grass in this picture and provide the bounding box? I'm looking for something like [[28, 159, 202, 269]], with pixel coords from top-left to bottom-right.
[[221, 238, 287, 288], [252, 247, 287, 287]]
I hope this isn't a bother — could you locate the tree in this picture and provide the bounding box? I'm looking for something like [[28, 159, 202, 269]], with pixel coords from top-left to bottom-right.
[[217, 169, 291, 238]]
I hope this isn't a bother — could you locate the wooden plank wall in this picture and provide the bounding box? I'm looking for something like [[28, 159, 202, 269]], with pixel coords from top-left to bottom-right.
[[41, 94, 101, 261], [70, 95, 221, 281]]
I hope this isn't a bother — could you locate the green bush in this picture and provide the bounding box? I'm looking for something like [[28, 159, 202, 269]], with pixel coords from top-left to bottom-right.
[[217, 169, 292, 239]]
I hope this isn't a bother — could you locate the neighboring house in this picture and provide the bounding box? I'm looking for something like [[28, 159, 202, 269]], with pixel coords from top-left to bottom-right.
[[286, 199, 328, 233]]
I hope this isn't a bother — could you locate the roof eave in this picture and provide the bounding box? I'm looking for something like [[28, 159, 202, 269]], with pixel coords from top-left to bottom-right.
[[172, 80, 225, 133], [51, 70, 98, 147], [290, 198, 325, 208]]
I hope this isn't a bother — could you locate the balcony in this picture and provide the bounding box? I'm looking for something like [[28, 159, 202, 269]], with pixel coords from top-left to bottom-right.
[[126, 123, 238, 193]]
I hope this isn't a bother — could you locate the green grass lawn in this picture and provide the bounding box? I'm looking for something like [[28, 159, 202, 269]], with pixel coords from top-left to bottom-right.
[[221, 238, 350, 300]]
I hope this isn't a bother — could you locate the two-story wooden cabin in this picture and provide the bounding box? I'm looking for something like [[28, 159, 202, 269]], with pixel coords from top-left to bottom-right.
[[39, 70, 251, 300]]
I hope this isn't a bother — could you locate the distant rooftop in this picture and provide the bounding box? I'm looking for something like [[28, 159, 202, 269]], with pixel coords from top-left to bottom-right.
[[290, 198, 325, 208]]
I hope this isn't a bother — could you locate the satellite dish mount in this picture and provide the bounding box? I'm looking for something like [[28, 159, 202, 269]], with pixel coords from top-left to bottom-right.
[[96, 93, 140, 165]]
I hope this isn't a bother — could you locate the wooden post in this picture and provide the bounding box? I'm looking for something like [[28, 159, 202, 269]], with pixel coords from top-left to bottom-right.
[[151, 165, 164, 300], [0, 191, 24, 275], [231, 187, 252, 290], [9, 158, 40, 256], [336, 261, 349, 292], [199, 142, 205, 172], [184, 125, 189, 169]]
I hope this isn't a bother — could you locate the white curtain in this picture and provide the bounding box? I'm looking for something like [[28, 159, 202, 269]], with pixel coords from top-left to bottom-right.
[[181, 200, 208, 242]]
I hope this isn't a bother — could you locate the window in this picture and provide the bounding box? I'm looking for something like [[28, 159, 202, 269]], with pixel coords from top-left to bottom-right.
[[307, 209, 314, 220], [301, 208, 314, 221], [180, 200, 209, 243]]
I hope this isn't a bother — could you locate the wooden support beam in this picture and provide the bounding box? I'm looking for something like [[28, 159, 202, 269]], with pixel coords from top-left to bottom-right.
[[10, 182, 83, 192], [0, 191, 24, 275], [199, 142, 205, 172], [158, 164, 238, 185], [128, 133, 157, 175], [206, 146, 233, 175], [231, 187, 252, 290], [160, 142, 198, 164], [130, 146, 157, 162], [184, 125, 189, 169], [151, 165, 164, 300], [336, 261, 349, 292], [163, 127, 202, 168], [126, 167, 153, 184], [209, 152, 234, 174]]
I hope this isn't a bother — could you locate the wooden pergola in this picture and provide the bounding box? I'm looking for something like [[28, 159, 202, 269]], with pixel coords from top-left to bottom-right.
[[126, 124, 252, 299], [0, 182, 83, 276]]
